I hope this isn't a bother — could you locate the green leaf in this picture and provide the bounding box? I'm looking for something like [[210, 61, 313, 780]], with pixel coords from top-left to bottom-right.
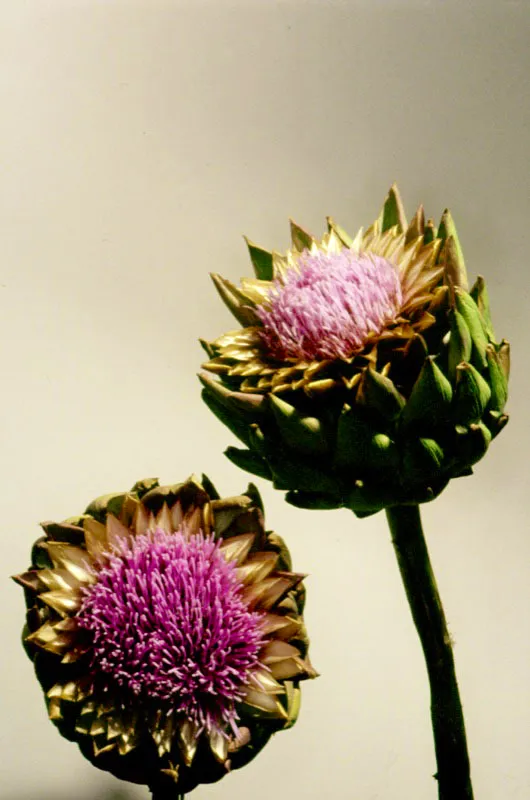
[[484, 409, 509, 439], [448, 308, 472, 379], [270, 395, 328, 455], [401, 357, 453, 429], [31, 537, 53, 569], [244, 237, 274, 281], [225, 447, 272, 481], [455, 422, 492, 468], [289, 219, 314, 252], [408, 476, 449, 505], [335, 407, 367, 463], [326, 217, 354, 247], [199, 338, 216, 358], [243, 482, 264, 513], [371, 433, 399, 463], [201, 389, 251, 446], [352, 507, 383, 519], [267, 451, 337, 494], [248, 423, 267, 456], [265, 531, 294, 573], [470, 276, 495, 340], [130, 477, 159, 498], [423, 218, 436, 244], [344, 480, 392, 515], [229, 723, 273, 770], [199, 373, 267, 417], [404, 204, 425, 245], [335, 406, 398, 470], [285, 491, 342, 510], [210, 273, 260, 327], [200, 474, 220, 500], [454, 288, 488, 369], [379, 184, 407, 233], [284, 681, 302, 728], [85, 492, 127, 520], [357, 368, 406, 420], [486, 344, 509, 411], [39, 520, 85, 545], [403, 437, 445, 482], [437, 209, 468, 289], [453, 362, 492, 425], [497, 340, 510, 380]]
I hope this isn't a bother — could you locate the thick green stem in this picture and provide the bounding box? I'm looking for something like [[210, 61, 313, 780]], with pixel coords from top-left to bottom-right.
[[385, 505, 473, 800]]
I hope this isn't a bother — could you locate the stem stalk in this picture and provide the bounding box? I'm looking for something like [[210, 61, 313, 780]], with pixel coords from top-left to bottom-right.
[[385, 504, 473, 800]]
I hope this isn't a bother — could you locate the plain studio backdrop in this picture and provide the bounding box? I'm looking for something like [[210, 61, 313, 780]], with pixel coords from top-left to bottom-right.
[[1, 2, 528, 799]]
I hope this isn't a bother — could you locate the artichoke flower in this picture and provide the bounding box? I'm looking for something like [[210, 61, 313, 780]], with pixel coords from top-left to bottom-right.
[[13, 476, 315, 796], [201, 185, 509, 516]]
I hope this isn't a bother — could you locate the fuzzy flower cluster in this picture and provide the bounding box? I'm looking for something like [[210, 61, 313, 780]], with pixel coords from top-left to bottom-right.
[[256, 250, 402, 360], [77, 529, 265, 734]]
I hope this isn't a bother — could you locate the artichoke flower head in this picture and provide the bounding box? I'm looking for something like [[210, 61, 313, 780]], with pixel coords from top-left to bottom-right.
[[13, 477, 315, 795], [201, 185, 509, 516]]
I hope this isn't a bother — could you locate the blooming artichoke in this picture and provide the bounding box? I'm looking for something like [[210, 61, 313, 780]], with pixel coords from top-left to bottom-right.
[[13, 476, 315, 796], [200, 185, 509, 516]]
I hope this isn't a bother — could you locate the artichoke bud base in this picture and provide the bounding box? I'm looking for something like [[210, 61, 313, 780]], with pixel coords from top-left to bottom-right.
[[201, 186, 509, 517]]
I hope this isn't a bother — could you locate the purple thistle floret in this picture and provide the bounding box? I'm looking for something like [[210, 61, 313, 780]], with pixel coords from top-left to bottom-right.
[[77, 529, 265, 734], [256, 249, 403, 360]]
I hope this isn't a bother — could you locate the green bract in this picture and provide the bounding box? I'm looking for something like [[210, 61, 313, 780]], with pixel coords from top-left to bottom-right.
[[201, 186, 509, 517]]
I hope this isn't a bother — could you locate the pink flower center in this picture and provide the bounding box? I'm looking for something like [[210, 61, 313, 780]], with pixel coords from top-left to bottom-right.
[[77, 529, 264, 734], [256, 249, 402, 360]]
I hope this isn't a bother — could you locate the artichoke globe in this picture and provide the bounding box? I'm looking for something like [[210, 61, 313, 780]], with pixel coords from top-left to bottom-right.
[[13, 476, 315, 798], [200, 185, 509, 516]]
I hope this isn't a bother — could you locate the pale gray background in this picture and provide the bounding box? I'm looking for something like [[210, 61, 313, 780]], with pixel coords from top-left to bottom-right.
[[1, 2, 529, 799]]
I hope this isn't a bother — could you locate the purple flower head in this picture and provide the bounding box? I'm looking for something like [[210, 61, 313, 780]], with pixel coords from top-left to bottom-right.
[[15, 476, 315, 790], [256, 249, 402, 361], [77, 528, 265, 735]]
